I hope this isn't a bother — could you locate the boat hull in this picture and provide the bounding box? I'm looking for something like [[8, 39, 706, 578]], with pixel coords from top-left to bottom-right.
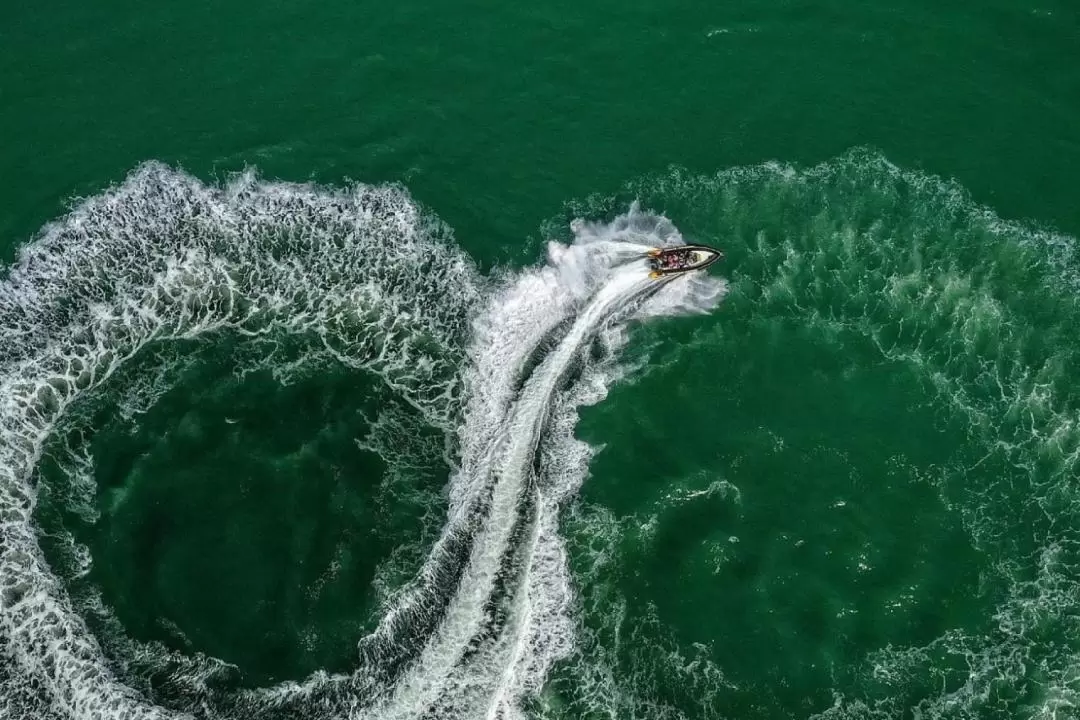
[[647, 244, 723, 278]]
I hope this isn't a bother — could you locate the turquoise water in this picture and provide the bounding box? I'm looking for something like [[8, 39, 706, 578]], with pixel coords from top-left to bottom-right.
[[2, 3, 1079, 719]]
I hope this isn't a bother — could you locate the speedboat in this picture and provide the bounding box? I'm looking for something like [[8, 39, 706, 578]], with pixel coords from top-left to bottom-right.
[[646, 244, 723, 279]]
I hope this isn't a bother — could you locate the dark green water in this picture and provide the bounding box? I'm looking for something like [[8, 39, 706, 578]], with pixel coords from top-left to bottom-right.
[[2, 2, 1079, 719]]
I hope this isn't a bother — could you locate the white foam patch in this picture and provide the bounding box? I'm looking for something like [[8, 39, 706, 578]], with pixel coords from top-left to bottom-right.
[[540, 502, 739, 720], [0, 163, 480, 719], [355, 203, 725, 720], [0, 173, 725, 720]]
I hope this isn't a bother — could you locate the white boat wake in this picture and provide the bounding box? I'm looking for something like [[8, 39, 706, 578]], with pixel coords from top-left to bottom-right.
[[361, 225, 724, 720], [0, 165, 724, 720]]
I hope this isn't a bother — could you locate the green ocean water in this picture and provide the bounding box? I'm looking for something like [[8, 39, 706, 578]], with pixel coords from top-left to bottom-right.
[[2, 2, 1080, 720]]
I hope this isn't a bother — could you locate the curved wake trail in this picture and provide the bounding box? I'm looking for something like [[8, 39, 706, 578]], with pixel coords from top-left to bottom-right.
[[0, 165, 480, 720], [361, 214, 725, 719], [4, 151, 1073, 720], [381, 263, 651, 719], [0, 160, 722, 720]]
